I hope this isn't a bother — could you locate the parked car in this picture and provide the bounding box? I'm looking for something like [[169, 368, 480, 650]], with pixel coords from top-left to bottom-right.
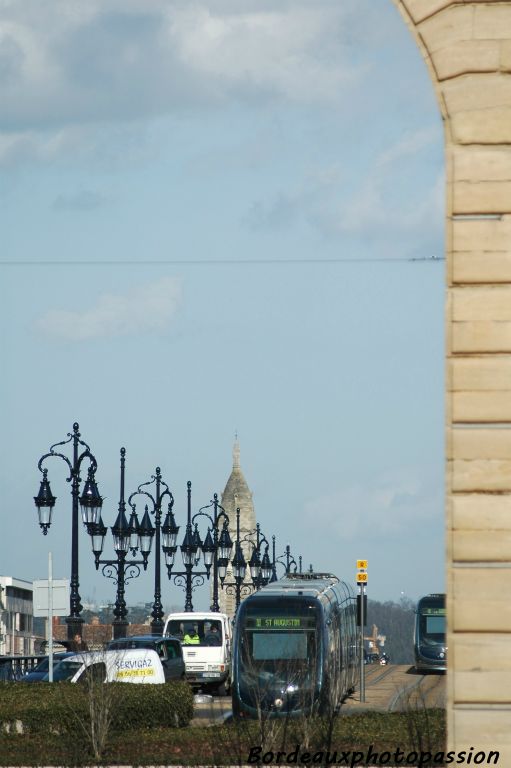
[[106, 634, 185, 682], [43, 648, 169, 685]]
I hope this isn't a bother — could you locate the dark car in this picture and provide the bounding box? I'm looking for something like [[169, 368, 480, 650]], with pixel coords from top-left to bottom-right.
[[21, 652, 77, 682], [106, 635, 185, 682]]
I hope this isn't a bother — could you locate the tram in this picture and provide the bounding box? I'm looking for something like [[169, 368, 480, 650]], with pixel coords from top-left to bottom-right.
[[414, 593, 447, 672], [231, 572, 359, 718]]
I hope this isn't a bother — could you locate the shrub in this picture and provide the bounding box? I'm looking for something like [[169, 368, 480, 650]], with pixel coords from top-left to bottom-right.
[[0, 680, 194, 734]]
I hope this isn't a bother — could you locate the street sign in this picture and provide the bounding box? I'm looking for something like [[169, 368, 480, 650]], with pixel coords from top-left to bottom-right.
[[356, 572, 368, 583], [33, 579, 69, 617], [357, 560, 368, 569]]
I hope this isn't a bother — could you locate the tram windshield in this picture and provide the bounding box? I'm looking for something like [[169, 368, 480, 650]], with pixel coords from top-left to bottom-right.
[[418, 599, 445, 645], [239, 598, 320, 693]]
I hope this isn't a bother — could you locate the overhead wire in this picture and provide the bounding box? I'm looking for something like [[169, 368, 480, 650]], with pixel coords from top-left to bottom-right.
[[0, 256, 445, 266]]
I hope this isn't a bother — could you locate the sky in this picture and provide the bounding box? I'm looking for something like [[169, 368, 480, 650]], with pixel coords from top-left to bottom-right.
[[0, 0, 445, 616]]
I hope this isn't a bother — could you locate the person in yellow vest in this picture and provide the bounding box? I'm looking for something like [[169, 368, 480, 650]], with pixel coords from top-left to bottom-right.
[[182, 623, 200, 645]]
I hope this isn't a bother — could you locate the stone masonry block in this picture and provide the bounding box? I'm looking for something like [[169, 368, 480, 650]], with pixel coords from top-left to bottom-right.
[[453, 568, 511, 630], [451, 458, 511, 490], [451, 107, 511, 143], [474, 4, 511, 40], [443, 73, 511, 113], [452, 145, 511, 183], [453, 709, 511, 764], [452, 286, 511, 321], [452, 322, 511, 353], [451, 427, 511, 459], [418, 6, 474, 53], [453, 529, 511, 560], [452, 180, 511, 214], [452, 391, 511, 421], [449, 356, 511, 391], [453, 216, 511, 252], [452, 251, 511, 283], [402, 0, 464, 25], [452, 493, 511, 530], [454, 634, 511, 703], [434, 41, 499, 80]]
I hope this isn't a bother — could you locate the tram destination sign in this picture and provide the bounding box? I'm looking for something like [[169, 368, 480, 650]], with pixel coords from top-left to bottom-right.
[[246, 617, 316, 629], [422, 607, 446, 615]]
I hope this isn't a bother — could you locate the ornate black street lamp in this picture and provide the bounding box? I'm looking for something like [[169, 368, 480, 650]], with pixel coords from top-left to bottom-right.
[[87, 448, 154, 639], [270, 537, 301, 582], [34, 422, 103, 640], [220, 507, 254, 612], [185, 493, 233, 612], [163, 482, 228, 612], [128, 467, 173, 635], [243, 523, 273, 591], [220, 513, 273, 611], [274, 542, 299, 577]]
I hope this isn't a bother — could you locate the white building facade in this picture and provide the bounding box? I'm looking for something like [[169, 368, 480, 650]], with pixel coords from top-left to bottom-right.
[[0, 576, 36, 655]]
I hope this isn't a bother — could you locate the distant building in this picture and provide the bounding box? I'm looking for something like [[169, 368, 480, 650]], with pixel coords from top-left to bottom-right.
[[0, 576, 36, 655], [52, 616, 152, 649], [216, 438, 257, 617]]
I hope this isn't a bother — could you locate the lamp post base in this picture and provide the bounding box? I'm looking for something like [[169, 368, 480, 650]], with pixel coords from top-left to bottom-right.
[[150, 618, 164, 636], [65, 615, 84, 643], [112, 619, 129, 640]]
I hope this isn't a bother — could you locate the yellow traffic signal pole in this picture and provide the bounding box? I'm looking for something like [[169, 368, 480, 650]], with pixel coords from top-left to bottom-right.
[[356, 560, 368, 703]]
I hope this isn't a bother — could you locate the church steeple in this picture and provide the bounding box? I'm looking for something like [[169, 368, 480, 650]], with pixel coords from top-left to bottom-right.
[[217, 434, 257, 616]]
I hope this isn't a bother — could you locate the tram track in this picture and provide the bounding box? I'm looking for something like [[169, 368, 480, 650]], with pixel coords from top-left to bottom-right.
[[364, 665, 395, 688], [388, 671, 445, 712]]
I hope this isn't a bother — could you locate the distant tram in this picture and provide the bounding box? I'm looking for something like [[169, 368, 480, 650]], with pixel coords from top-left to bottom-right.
[[231, 572, 359, 718], [414, 593, 447, 672]]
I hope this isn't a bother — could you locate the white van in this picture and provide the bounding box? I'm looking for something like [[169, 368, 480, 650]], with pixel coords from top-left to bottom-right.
[[163, 612, 231, 695], [44, 648, 166, 685]]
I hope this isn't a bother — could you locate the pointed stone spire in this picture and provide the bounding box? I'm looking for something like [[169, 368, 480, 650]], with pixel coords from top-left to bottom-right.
[[216, 433, 257, 617]]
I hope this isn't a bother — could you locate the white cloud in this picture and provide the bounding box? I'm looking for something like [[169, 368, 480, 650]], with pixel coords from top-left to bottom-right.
[[335, 127, 444, 236], [244, 125, 444, 247], [301, 468, 442, 542], [36, 276, 182, 341], [166, 4, 365, 104], [0, 0, 383, 134]]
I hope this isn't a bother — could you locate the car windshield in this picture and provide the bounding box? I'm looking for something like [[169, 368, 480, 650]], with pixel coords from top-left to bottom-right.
[[31, 655, 67, 673], [43, 661, 83, 682], [33, 658, 51, 673]]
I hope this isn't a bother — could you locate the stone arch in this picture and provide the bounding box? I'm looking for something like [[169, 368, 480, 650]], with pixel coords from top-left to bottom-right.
[[393, 0, 511, 758]]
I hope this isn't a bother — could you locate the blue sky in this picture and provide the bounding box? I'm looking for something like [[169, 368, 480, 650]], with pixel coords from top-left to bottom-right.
[[1, 0, 445, 613]]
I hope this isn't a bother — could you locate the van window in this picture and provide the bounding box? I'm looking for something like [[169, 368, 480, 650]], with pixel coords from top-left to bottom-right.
[[82, 662, 107, 684], [166, 620, 223, 646]]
